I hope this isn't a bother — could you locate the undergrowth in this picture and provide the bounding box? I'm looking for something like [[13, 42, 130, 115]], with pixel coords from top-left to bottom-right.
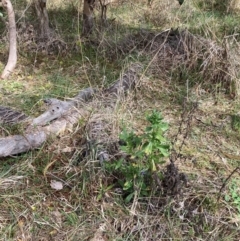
[[104, 111, 170, 203], [225, 178, 240, 214], [0, 0, 240, 240]]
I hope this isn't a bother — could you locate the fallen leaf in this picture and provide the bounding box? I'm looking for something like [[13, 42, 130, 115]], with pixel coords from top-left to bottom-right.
[[61, 146, 72, 153], [50, 180, 63, 190]]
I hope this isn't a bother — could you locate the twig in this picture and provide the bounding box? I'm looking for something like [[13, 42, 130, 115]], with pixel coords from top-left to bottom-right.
[[171, 99, 198, 161], [217, 167, 240, 202]]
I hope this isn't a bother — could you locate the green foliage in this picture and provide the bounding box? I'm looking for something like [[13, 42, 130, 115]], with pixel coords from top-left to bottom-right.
[[196, 0, 231, 13], [104, 111, 170, 202], [231, 115, 240, 132], [225, 179, 240, 214]]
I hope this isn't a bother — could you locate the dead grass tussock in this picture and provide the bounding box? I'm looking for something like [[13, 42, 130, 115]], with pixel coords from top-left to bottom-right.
[[226, 37, 240, 97], [196, 0, 240, 13], [144, 0, 180, 28], [108, 28, 234, 94], [16, 22, 69, 56]]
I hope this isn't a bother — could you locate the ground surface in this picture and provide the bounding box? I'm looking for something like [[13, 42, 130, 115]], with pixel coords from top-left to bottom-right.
[[0, 0, 240, 240]]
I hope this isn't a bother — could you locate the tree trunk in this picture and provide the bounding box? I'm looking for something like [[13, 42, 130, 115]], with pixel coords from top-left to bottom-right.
[[1, 0, 17, 79], [99, 0, 107, 21], [82, 0, 95, 36], [34, 0, 51, 39]]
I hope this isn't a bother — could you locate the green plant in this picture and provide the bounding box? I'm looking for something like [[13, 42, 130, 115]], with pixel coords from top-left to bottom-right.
[[104, 110, 170, 202], [231, 115, 240, 133], [225, 179, 240, 213], [195, 0, 231, 13]]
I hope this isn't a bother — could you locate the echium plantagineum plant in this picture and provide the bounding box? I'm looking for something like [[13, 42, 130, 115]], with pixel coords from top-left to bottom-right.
[[105, 110, 170, 203]]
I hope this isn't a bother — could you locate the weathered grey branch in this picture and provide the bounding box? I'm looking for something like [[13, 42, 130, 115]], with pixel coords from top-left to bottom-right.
[[0, 110, 86, 156], [32, 87, 96, 126], [0, 63, 143, 157], [0, 106, 28, 124], [0, 131, 47, 157]]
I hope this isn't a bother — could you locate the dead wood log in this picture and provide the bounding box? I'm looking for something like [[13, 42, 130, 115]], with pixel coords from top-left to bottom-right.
[[0, 106, 28, 124], [0, 111, 85, 157], [32, 87, 95, 126], [0, 63, 143, 157]]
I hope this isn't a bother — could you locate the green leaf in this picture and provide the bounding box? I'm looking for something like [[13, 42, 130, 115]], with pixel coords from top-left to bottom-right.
[[155, 133, 166, 142], [158, 147, 169, 157], [120, 146, 128, 152], [233, 200, 240, 205], [106, 184, 115, 191], [159, 122, 169, 132], [225, 195, 230, 202], [115, 158, 124, 170], [145, 126, 152, 132], [125, 192, 135, 203], [123, 180, 133, 191], [144, 142, 153, 155], [151, 159, 157, 172], [232, 192, 238, 198]]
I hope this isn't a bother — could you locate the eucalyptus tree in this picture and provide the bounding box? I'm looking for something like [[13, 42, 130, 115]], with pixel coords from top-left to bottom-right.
[[0, 0, 17, 79]]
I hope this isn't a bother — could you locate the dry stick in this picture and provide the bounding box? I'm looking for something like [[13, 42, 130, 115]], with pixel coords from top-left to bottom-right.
[[171, 100, 198, 162], [1, 0, 17, 79], [177, 102, 198, 158], [16, 0, 32, 24], [217, 167, 240, 202], [137, 29, 171, 86]]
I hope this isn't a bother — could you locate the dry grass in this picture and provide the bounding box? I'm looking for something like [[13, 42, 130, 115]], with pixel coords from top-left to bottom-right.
[[144, 0, 180, 28], [0, 0, 240, 240], [99, 28, 236, 96]]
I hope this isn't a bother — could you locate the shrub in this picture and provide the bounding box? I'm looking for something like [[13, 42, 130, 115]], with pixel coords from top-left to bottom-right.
[[104, 110, 170, 202]]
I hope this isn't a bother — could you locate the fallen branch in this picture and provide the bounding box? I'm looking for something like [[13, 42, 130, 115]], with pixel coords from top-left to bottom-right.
[[0, 63, 143, 157]]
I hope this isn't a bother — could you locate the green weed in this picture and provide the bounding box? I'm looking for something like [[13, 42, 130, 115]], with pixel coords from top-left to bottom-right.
[[225, 178, 240, 213], [104, 110, 170, 202], [231, 114, 240, 132]]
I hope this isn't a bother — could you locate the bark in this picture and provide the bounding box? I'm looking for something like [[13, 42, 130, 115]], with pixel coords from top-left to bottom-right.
[[34, 0, 51, 38], [0, 89, 93, 157], [1, 0, 17, 79], [0, 63, 143, 157], [82, 0, 95, 36], [99, 0, 107, 21], [99, 0, 115, 22]]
